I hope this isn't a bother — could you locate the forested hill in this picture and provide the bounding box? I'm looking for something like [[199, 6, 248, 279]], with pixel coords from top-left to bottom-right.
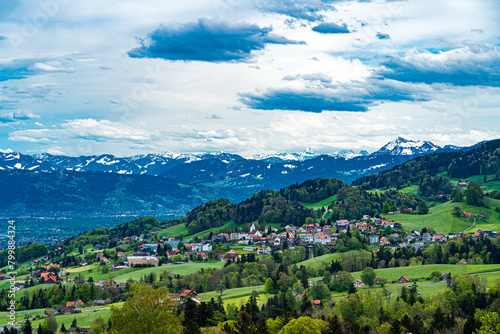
[[279, 178, 344, 202], [58, 177, 421, 247], [181, 179, 421, 234], [352, 139, 500, 190]]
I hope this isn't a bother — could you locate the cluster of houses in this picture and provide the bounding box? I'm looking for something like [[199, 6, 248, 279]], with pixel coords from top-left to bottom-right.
[[204, 214, 500, 257], [32, 263, 63, 284]]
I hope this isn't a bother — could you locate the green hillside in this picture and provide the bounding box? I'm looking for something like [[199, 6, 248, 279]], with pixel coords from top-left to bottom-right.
[[388, 198, 500, 233]]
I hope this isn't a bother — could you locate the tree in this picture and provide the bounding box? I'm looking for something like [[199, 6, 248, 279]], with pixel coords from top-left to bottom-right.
[[278, 316, 321, 334], [109, 284, 182, 334], [417, 201, 429, 215], [324, 316, 341, 334], [217, 283, 225, 296], [22, 320, 33, 334], [300, 266, 309, 289], [361, 267, 376, 287], [377, 277, 388, 288], [478, 312, 500, 334], [264, 278, 275, 294], [389, 320, 402, 334], [452, 206, 461, 217], [383, 202, 390, 214], [89, 316, 108, 334], [223, 311, 256, 334], [44, 315, 58, 333], [451, 188, 463, 202], [310, 282, 330, 301], [466, 181, 484, 206], [71, 318, 78, 328], [60, 323, 67, 333], [300, 293, 312, 313]]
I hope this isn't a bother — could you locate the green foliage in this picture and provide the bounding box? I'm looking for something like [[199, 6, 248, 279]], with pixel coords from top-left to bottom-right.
[[264, 278, 275, 294], [329, 271, 354, 292], [278, 317, 321, 334], [478, 311, 500, 333], [329, 187, 420, 220], [184, 198, 235, 235], [361, 267, 376, 287], [309, 282, 330, 301], [0, 242, 47, 264], [417, 201, 429, 215], [280, 178, 343, 203], [353, 139, 500, 189], [109, 284, 182, 334], [233, 190, 315, 226], [89, 316, 107, 334], [466, 181, 485, 207], [419, 175, 453, 198], [451, 188, 464, 202]]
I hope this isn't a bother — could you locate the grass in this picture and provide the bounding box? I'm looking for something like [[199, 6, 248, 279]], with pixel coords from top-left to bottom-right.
[[297, 250, 372, 268], [388, 202, 470, 234], [185, 221, 237, 241], [62, 261, 226, 284], [158, 224, 188, 238], [0, 303, 124, 327], [198, 285, 266, 302], [303, 195, 338, 209], [386, 200, 500, 234], [30, 307, 112, 329], [111, 261, 226, 283], [349, 264, 500, 283], [399, 185, 420, 196]]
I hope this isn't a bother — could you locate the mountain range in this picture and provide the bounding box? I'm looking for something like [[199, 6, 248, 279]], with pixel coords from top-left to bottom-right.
[[0, 137, 481, 175], [0, 137, 490, 216]]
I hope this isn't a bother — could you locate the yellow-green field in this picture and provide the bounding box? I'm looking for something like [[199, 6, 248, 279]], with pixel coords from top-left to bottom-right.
[[388, 199, 500, 234]]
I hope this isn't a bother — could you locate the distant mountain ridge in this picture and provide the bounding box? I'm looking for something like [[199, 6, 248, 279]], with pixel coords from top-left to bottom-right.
[[0, 137, 482, 176], [0, 138, 494, 217]]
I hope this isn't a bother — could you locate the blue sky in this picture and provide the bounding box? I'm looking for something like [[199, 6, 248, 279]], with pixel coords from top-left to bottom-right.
[[0, 0, 499, 156]]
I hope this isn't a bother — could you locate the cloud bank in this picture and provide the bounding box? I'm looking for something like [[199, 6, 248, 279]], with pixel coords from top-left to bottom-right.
[[128, 18, 304, 63]]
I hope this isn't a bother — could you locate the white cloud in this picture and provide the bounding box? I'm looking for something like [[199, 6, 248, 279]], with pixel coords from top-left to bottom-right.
[[0, 0, 498, 155]]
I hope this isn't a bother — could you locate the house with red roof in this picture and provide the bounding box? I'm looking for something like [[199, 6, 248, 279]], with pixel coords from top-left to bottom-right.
[[66, 300, 84, 308], [380, 240, 392, 247], [433, 234, 447, 242], [462, 211, 473, 218], [353, 279, 365, 288], [180, 289, 197, 299], [396, 275, 410, 284]]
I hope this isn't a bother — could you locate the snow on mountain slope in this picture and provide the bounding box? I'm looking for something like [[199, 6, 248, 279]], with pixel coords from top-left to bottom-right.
[[371, 137, 441, 156]]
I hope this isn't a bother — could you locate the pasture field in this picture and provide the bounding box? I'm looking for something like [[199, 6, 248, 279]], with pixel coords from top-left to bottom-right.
[[0, 303, 124, 327], [350, 264, 500, 282], [297, 250, 372, 268], [185, 221, 238, 241], [61, 261, 226, 284], [303, 195, 338, 209], [158, 224, 188, 238], [387, 200, 500, 234], [111, 261, 226, 283]]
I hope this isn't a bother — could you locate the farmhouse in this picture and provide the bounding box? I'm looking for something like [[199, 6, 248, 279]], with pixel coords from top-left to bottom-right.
[[353, 279, 365, 288], [180, 289, 197, 298], [396, 275, 411, 284]]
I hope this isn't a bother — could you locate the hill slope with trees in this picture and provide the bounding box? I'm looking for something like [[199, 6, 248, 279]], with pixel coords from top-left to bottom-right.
[[353, 139, 500, 190]]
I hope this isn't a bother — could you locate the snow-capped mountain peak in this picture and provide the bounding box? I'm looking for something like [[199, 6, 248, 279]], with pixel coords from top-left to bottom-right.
[[372, 137, 441, 156]]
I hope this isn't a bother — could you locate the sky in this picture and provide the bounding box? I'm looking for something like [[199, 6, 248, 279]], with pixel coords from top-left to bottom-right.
[[0, 0, 499, 157]]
